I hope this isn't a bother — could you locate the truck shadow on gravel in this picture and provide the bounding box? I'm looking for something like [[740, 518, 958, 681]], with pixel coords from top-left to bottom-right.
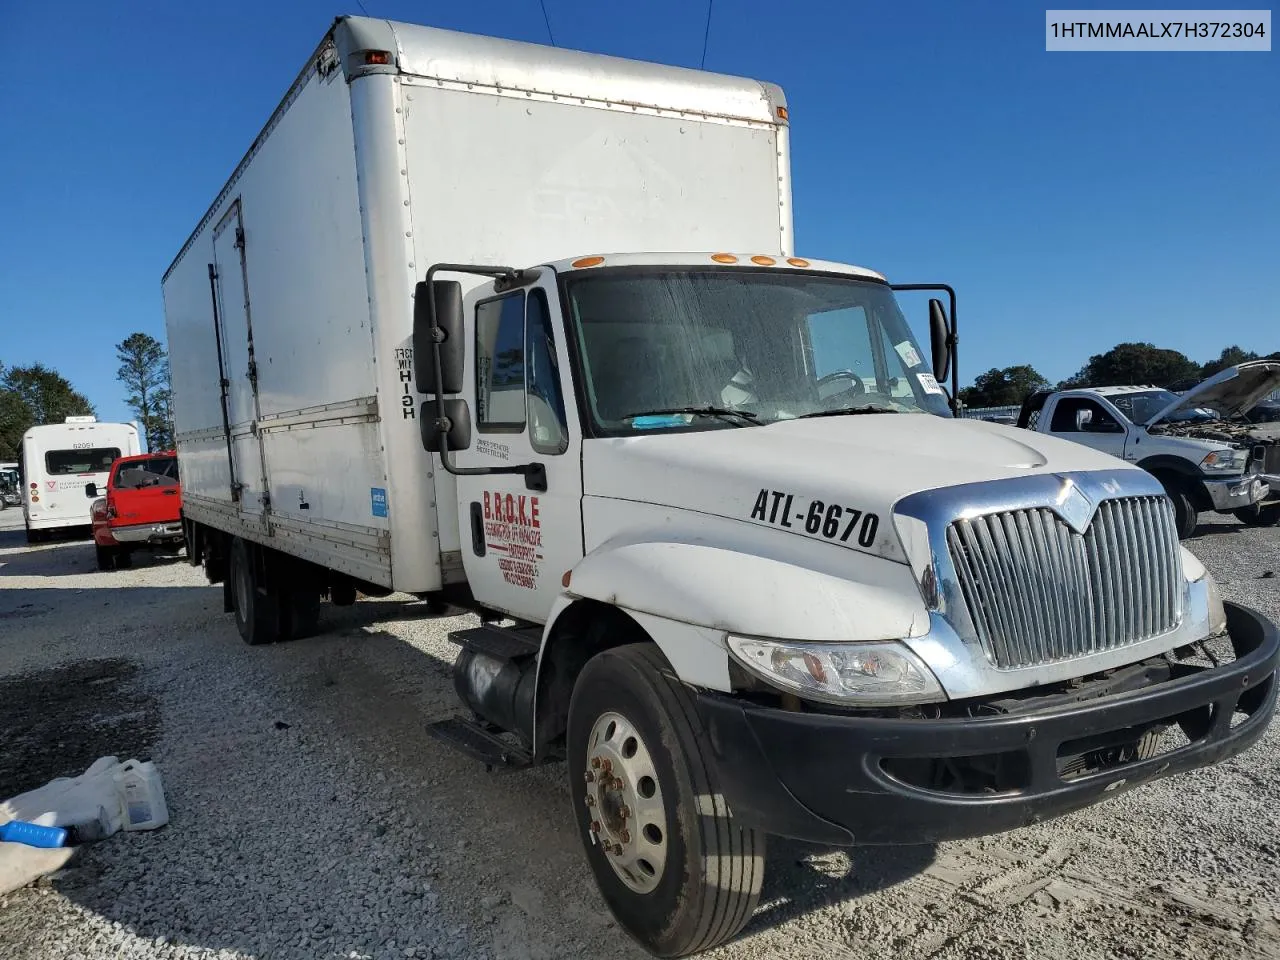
[[0, 531, 185, 578], [0, 657, 162, 798]]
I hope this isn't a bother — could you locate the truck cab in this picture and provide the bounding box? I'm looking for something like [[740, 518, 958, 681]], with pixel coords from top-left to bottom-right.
[[409, 252, 1278, 954], [1017, 364, 1279, 537]]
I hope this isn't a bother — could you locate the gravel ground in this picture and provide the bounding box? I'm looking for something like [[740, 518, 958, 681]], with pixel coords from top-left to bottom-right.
[[0, 506, 1278, 960]]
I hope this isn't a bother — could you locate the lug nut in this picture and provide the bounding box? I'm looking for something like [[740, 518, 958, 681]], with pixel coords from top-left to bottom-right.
[[585, 795, 595, 807], [600, 758, 613, 773], [589, 820, 601, 833], [591, 757, 601, 769], [612, 844, 624, 856], [584, 771, 594, 783], [620, 829, 631, 844]]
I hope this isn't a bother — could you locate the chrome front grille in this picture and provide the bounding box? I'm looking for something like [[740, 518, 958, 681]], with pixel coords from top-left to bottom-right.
[[946, 496, 1183, 670]]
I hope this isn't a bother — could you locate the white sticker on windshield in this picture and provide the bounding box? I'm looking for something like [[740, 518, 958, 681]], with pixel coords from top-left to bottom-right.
[[917, 373, 944, 395], [894, 340, 923, 368]]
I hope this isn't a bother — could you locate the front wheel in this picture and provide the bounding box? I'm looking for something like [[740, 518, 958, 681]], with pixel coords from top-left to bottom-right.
[[1234, 503, 1280, 527], [1159, 479, 1198, 539], [567, 643, 764, 958]]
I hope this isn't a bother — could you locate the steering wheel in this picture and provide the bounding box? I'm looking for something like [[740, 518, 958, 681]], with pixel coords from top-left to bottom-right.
[[817, 370, 867, 409]]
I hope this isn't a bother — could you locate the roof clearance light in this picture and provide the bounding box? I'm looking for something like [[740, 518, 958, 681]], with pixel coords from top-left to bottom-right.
[[711, 253, 739, 264], [776, 106, 789, 121], [751, 255, 777, 266], [364, 50, 391, 65], [572, 256, 605, 268], [786, 257, 811, 268]]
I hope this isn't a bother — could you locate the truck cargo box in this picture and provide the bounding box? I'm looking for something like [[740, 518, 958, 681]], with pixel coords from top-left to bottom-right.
[[162, 15, 792, 593]]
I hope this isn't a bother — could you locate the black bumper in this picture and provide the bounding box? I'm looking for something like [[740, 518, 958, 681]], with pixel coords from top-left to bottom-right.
[[698, 602, 1279, 846]]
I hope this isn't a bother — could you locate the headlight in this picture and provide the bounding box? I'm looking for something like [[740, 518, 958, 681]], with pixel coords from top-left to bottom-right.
[[727, 636, 944, 706], [1199, 449, 1248, 474]]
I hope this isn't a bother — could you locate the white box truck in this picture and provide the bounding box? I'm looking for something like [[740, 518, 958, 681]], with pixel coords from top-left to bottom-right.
[[163, 16, 1279, 956], [20, 417, 141, 542]]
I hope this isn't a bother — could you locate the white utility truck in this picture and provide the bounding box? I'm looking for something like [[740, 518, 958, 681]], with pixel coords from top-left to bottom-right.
[[1017, 363, 1280, 537], [163, 16, 1279, 956], [20, 418, 140, 542]]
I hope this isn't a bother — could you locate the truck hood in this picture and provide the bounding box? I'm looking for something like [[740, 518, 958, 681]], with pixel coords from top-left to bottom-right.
[[582, 414, 1132, 563], [1144, 360, 1280, 426]]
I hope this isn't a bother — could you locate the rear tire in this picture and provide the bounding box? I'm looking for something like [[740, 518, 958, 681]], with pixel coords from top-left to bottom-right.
[[1233, 503, 1280, 528], [567, 642, 764, 958], [114, 549, 133, 569], [229, 538, 280, 646], [95, 545, 116, 571]]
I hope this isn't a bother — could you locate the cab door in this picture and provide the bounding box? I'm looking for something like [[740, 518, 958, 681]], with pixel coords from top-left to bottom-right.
[[1046, 396, 1129, 460], [450, 276, 584, 622]]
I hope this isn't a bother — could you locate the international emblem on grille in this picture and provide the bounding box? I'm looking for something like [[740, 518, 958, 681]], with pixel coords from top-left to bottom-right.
[[1054, 477, 1095, 533]]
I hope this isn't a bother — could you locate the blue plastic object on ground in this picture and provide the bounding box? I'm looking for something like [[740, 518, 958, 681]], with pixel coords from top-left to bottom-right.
[[0, 820, 68, 848]]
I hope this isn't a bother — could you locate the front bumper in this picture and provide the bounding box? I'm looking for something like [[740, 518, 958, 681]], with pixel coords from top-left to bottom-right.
[[1259, 474, 1279, 506], [1204, 474, 1268, 511], [111, 521, 184, 544], [698, 602, 1278, 846]]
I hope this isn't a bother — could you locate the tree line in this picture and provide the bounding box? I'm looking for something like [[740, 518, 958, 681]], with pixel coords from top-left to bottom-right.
[[0, 333, 173, 461], [958, 343, 1280, 410]]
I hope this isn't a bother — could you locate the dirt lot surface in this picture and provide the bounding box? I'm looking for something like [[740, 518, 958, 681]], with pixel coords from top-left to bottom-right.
[[1, 505, 1278, 960]]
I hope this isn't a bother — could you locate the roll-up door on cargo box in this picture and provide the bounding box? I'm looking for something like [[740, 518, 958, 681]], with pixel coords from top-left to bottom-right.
[[401, 88, 783, 269]]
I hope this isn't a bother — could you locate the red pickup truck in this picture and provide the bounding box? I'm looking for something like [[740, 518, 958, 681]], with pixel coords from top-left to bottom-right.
[[90, 451, 185, 571]]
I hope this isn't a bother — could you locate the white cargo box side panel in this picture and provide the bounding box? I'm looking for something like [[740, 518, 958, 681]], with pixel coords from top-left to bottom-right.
[[163, 56, 399, 587], [403, 86, 785, 268], [399, 85, 786, 560]]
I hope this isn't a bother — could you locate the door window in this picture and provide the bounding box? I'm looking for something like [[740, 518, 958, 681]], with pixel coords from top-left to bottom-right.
[[475, 293, 527, 432], [1049, 398, 1123, 434]]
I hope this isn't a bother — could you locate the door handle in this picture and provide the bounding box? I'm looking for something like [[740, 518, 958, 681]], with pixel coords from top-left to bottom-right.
[[163, 489, 178, 495], [469, 502, 486, 557]]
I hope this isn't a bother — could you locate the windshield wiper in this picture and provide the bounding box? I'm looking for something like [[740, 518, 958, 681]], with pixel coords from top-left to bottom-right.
[[623, 406, 762, 426], [792, 405, 901, 420]]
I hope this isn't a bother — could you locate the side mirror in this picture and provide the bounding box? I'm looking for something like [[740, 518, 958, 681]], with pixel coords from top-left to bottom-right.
[[413, 279, 465, 395], [928, 299, 951, 383], [84, 483, 98, 498], [1075, 409, 1093, 431], [420, 399, 472, 454]]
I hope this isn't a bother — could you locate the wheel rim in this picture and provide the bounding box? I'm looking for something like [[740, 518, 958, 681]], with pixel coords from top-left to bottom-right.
[[584, 711, 668, 894]]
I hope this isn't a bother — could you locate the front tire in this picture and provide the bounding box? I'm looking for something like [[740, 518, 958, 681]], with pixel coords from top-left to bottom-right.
[[1160, 480, 1198, 539], [567, 643, 764, 957], [229, 538, 280, 646], [1234, 503, 1280, 528]]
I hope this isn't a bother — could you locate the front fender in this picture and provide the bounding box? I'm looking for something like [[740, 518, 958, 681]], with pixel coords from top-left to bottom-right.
[[560, 535, 928, 643]]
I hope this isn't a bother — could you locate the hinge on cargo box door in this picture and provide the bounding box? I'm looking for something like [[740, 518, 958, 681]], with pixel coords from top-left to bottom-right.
[[246, 360, 258, 385], [234, 227, 245, 251]]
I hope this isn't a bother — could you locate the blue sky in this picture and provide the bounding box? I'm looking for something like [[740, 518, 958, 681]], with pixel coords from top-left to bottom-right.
[[2, 1, 1276, 423]]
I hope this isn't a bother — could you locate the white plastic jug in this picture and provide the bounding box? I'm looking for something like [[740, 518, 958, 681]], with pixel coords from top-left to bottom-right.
[[112, 760, 169, 831]]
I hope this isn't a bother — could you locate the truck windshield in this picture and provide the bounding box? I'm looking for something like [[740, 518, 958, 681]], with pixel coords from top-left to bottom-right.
[[565, 269, 950, 434], [1111, 390, 1216, 424]]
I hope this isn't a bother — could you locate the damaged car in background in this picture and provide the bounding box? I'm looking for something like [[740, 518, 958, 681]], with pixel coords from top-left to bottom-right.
[[1019, 361, 1280, 536]]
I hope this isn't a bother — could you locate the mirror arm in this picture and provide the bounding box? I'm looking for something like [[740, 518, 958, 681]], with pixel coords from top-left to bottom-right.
[[891, 283, 958, 415], [422, 262, 546, 492]]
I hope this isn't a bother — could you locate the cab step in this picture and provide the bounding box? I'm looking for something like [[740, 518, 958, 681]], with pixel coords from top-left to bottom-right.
[[449, 623, 541, 660], [427, 716, 534, 771]]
